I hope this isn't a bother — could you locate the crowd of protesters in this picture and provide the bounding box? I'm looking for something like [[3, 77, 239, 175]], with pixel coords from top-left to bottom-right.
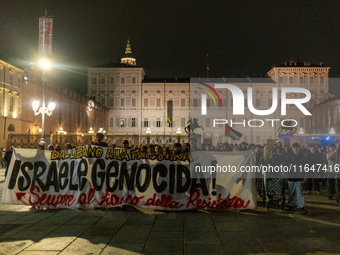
[[3, 132, 340, 215]]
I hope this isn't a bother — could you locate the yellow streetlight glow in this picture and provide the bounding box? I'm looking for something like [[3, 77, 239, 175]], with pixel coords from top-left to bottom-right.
[[48, 101, 56, 111], [32, 100, 39, 111]]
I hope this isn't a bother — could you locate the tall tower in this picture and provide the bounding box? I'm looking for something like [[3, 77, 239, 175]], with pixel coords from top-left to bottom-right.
[[120, 38, 137, 66]]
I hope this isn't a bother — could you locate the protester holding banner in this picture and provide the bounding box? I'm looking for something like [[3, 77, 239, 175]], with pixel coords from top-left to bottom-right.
[[94, 133, 108, 147], [4, 146, 13, 179], [122, 140, 130, 149]]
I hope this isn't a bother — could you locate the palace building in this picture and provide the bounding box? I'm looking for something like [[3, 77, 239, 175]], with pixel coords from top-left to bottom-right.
[[87, 39, 331, 146]]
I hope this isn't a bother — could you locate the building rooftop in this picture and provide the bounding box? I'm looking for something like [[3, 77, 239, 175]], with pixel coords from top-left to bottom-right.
[[90, 62, 142, 68], [142, 77, 275, 83], [143, 78, 190, 83], [272, 60, 329, 68]]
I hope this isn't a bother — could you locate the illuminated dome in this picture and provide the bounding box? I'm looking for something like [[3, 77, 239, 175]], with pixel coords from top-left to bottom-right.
[[120, 38, 137, 66]]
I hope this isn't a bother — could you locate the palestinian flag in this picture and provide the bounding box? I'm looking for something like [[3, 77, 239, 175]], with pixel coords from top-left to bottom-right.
[[225, 124, 242, 141]]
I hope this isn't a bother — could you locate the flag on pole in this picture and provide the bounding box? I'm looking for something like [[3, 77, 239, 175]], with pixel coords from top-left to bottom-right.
[[206, 54, 209, 75], [225, 124, 243, 141], [167, 101, 173, 123]]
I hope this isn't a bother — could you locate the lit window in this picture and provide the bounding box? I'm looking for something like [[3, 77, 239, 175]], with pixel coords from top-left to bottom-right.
[[120, 118, 125, 127], [181, 118, 185, 127], [10, 97, 14, 112]]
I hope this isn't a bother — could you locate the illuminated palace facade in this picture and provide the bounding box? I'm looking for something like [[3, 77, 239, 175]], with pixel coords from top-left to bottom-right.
[[0, 59, 109, 148], [0, 60, 24, 149], [88, 40, 331, 146]]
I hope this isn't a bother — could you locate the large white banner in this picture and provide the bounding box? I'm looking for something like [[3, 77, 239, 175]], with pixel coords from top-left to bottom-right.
[[39, 17, 53, 56], [2, 147, 256, 210]]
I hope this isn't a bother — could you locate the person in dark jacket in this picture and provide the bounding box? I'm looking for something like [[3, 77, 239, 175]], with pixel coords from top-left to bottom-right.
[[274, 147, 285, 166], [327, 144, 339, 200], [4, 146, 13, 179], [255, 145, 263, 196], [283, 143, 308, 215], [94, 133, 108, 147], [305, 145, 321, 194]]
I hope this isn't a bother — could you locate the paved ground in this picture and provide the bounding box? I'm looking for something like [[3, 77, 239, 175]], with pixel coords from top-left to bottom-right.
[[1, 167, 340, 255]]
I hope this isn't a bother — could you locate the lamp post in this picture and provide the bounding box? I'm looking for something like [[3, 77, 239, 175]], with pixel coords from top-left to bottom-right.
[[58, 127, 65, 144], [32, 59, 55, 146], [176, 127, 182, 143], [298, 128, 304, 145], [146, 128, 151, 145]]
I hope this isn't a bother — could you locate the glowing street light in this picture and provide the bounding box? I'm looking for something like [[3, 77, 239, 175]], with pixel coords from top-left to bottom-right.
[[32, 59, 55, 146], [146, 128, 151, 145], [330, 127, 336, 135], [176, 128, 182, 143], [39, 59, 51, 69]]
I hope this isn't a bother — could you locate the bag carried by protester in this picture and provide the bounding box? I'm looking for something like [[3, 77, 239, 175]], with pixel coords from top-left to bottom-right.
[[267, 178, 284, 195]]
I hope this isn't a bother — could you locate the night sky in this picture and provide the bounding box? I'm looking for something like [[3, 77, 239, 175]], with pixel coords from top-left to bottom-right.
[[1, 1, 339, 93]]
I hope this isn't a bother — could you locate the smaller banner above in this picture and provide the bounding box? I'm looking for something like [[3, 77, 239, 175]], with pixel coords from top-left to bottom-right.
[[39, 17, 53, 56]]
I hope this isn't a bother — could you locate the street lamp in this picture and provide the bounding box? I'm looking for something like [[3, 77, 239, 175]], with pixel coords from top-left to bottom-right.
[[298, 128, 304, 134], [330, 127, 336, 135], [176, 127, 182, 143], [32, 59, 55, 145], [146, 128, 151, 145]]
